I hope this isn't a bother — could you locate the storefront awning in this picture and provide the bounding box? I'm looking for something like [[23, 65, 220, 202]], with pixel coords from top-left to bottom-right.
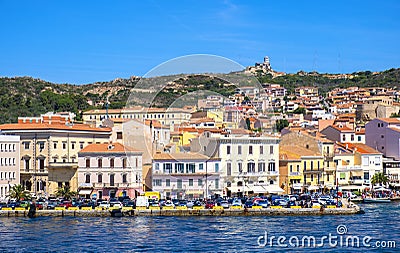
[[251, 185, 268, 193], [186, 190, 204, 195], [227, 185, 252, 193], [339, 185, 365, 191], [264, 185, 284, 193], [308, 185, 320, 191], [79, 189, 92, 195]]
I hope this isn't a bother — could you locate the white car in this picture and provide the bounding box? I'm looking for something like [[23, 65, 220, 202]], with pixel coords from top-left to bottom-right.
[[98, 201, 110, 209], [232, 199, 242, 207], [220, 201, 230, 209], [164, 200, 175, 207], [110, 201, 123, 208]]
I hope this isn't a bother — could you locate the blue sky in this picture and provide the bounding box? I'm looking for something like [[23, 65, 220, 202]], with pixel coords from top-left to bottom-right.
[[0, 0, 399, 84]]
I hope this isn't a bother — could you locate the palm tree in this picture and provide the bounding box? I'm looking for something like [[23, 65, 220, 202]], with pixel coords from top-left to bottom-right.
[[7, 184, 30, 201], [55, 186, 77, 200], [371, 172, 389, 187]]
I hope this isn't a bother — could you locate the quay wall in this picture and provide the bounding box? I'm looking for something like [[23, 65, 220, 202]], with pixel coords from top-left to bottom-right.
[[0, 206, 361, 218]]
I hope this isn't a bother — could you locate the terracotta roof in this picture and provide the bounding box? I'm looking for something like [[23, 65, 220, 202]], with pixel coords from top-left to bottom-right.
[[330, 125, 354, 132], [0, 123, 111, 132], [79, 142, 142, 153], [338, 143, 381, 155], [280, 145, 321, 157]]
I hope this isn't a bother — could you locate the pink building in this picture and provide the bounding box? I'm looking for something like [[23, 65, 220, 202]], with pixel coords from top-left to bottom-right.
[[0, 135, 20, 200], [77, 142, 143, 200]]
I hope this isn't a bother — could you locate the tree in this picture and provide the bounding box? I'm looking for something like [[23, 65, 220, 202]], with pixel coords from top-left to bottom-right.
[[293, 107, 306, 115], [275, 119, 289, 132], [8, 184, 30, 201], [371, 172, 389, 186], [55, 186, 77, 200]]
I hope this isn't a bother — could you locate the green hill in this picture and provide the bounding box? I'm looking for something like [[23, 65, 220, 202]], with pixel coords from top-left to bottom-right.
[[0, 68, 399, 124]]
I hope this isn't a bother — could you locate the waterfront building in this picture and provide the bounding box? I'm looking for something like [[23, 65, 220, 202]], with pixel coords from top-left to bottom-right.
[[77, 142, 143, 199], [365, 118, 400, 160], [280, 130, 336, 190], [151, 152, 221, 199], [336, 143, 383, 188], [82, 107, 193, 128], [321, 124, 365, 144], [0, 114, 111, 196], [0, 135, 20, 200], [191, 131, 281, 197]]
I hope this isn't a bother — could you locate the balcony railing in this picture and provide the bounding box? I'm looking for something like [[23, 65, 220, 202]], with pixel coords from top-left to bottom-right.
[[21, 169, 48, 174], [336, 166, 363, 172], [48, 162, 78, 169], [289, 172, 301, 176], [350, 179, 364, 185]]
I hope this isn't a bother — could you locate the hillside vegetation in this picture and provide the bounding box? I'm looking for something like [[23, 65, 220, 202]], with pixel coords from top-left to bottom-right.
[[0, 68, 399, 124]]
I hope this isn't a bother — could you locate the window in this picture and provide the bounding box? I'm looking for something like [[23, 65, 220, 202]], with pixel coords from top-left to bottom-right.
[[85, 174, 90, 183], [303, 161, 307, 170], [186, 163, 195, 173], [227, 163, 232, 176], [86, 159, 90, 168], [98, 174, 102, 183], [215, 163, 219, 172], [311, 161, 314, 170], [215, 179, 219, 189], [340, 173, 346, 180], [136, 158, 139, 167], [290, 165, 293, 173], [227, 146, 231, 155], [53, 142, 57, 149], [24, 142, 30, 150], [358, 136, 362, 142], [268, 162, 276, 171], [342, 135, 346, 142], [238, 163, 242, 173], [25, 159, 30, 171], [297, 165, 300, 172], [110, 158, 115, 168], [123, 158, 127, 168], [270, 145, 274, 154], [238, 146, 242, 155], [122, 174, 127, 183], [189, 179, 193, 186], [247, 162, 255, 173], [39, 159, 45, 172], [311, 174, 314, 181], [260, 145, 264, 155], [177, 179, 182, 189], [175, 163, 184, 173], [117, 132, 123, 140], [98, 159, 103, 168], [198, 179, 203, 186], [381, 135, 384, 139], [71, 143, 75, 150], [199, 163, 204, 171], [80, 142, 84, 149], [153, 179, 162, 187], [327, 174, 330, 181], [249, 146, 253, 155], [318, 161, 320, 170], [258, 162, 265, 172], [166, 179, 170, 187], [163, 163, 173, 173], [62, 142, 67, 149], [110, 174, 115, 186], [351, 134, 354, 141]]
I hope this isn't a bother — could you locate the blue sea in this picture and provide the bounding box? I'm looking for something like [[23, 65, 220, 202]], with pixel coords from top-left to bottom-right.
[[0, 203, 399, 252]]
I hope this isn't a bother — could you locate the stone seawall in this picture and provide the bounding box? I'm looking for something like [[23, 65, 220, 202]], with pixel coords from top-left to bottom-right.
[[0, 206, 362, 218]]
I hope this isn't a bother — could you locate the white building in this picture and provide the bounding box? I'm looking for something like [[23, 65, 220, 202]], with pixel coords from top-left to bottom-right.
[[151, 152, 221, 199], [0, 135, 20, 200], [77, 142, 143, 199], [191, 132, 280, 197]]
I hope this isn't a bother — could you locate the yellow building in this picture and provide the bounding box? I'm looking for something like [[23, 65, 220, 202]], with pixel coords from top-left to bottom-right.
[[0, 113, 111, 197]]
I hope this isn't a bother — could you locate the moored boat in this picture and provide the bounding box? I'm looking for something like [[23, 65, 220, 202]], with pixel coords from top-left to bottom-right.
[[363, 198, 391, 203]]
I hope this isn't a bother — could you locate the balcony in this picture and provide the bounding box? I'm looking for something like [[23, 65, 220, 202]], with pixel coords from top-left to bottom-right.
[[92, 182, 136, 188], [21, 169, 48, 175], [336, 166, 362, 172], [324, 167, 336, 172], [350, 179, 364, 185], [289, 172, 301, 176], [303, 169, 323, 174]]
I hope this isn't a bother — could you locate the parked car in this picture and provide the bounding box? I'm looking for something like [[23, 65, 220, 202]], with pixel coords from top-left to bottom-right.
[[172, 199, 180, 207], [178, 200, 187, 207], [98, 201, 110, 209], [186, 201, 194, 208], [220, 200, 230, 209], [0, 202, 8, 210], [58, 201, 73, 208], [232, 199, 242, 207], [110, 201, 123, 208], [244, 200, 253, 208], [7, 202, 20, 209], [205, 201, 215, 209], [164, 200, 175, 207], [46, 201, 58, 210], [122, 201, 135, 208], [256, 200, 270, 208]]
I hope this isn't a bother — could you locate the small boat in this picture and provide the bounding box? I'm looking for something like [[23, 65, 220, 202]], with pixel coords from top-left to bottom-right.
[[362, 198, 391, 203]]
